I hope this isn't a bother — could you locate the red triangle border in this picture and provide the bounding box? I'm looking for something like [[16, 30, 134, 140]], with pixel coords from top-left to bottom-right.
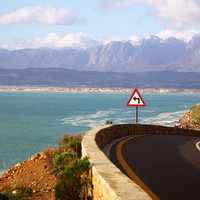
[[127, 88, 146, 107]]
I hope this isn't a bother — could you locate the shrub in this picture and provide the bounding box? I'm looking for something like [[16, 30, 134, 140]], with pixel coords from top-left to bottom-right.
[[0, 184, 32, 200], [52, 133, 92, 200], [0, 193, 9, 200], [59, 134, 82, 147], [59, 134, 82, 157], [106, 120, 113, 125], [55, 157, 92, 200], [52, 151, 77, 175], [68, 140, 82, 158]]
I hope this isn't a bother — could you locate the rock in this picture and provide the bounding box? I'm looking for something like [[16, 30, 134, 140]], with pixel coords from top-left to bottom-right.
[[31, 181, 36, 186], [12, 190, 17, 195], [15, 163, 21, 168], [0, 149, 56, 200]]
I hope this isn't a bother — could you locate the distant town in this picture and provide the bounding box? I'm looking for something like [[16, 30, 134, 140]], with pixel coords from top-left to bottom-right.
[[0, 86, 200, 94]]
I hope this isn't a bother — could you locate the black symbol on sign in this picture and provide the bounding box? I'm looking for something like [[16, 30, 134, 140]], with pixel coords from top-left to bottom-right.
[[133, 97, 140, 104]]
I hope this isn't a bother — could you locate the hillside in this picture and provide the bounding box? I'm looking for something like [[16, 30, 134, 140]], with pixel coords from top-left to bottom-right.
[[0, 150, 56, 200], [0, 134, 91, 200], [0, 68, 200, 88], [0, 35, 200, 72], [179, 103, 200, 130]]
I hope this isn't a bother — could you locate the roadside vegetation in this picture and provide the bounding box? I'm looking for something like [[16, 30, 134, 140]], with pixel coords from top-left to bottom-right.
[[0, 184, 32, 200], [0, 134, 93, 200], [191, 103, 200, 125], [52, 134, 93, 200], [106, 120, 113, 125]]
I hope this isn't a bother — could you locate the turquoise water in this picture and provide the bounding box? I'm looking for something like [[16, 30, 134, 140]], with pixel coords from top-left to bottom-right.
[[0, 92, 200, 170]]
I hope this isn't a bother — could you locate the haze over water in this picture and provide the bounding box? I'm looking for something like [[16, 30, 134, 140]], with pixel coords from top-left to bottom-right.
[[0, 92, 200, 171]]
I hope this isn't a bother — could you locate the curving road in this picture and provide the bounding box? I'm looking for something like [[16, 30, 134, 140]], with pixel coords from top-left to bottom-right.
[[110, 135, 200, 200]]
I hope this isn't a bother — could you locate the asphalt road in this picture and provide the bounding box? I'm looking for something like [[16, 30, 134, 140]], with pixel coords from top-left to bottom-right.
[[110, 135, 200, 200]]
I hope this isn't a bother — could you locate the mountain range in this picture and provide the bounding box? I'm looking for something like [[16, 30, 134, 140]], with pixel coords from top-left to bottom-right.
[[1, 35, 200, 72]]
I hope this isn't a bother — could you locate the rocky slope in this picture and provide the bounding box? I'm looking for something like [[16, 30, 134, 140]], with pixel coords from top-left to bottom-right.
[[0, 134, 88, 200], [179, 103, 200, 130], [0, 149, 57, 200]]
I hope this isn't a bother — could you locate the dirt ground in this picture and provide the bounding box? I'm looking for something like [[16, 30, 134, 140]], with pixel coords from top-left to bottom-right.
[[0, 148, 57, 200]]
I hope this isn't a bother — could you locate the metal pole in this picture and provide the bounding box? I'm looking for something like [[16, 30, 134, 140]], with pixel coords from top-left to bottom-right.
[[136, 106, 139, 124]]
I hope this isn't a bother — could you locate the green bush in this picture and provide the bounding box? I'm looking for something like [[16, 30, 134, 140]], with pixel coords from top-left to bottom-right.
[[52, 151, 77, 175], [0, 185, 32, 200], [55, 157, 92, 200], [59, 134, 82, 147], [59, 134, 82, 157], [68, 140, 82, 158], [0, 193, 9, 200], [105, 120, 113, 125], [52, 134, 92, 200]]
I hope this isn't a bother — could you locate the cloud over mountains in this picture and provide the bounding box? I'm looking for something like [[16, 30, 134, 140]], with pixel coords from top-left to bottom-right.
[[101, 0, 200, 29], [0, 6, 82, 26], [15, 33, 101, 49], [9, 30, 199, 50]]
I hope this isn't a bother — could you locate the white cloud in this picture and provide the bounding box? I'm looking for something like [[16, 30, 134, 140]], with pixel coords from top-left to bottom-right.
[[101, 0, 152, 10], [101, 0, 200, 29], [15, 33, 102, 49], [102, 36, 125, 44], [129, 35, 142, 45], [3, 30, 200, 50], [156, 30, 199, 42], [0, 6, 82, 25], [154, 0, 200, 28]]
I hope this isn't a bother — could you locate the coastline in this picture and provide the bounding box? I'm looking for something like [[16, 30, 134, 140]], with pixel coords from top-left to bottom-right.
[[0, 86, 200, 94]]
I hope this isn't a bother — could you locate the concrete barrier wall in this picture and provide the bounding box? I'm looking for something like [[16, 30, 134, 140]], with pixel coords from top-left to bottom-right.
[[82, 124, 200, 200]]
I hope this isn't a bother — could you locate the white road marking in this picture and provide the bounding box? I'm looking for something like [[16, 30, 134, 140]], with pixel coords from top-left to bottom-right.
[[196, 141, 200, 152]]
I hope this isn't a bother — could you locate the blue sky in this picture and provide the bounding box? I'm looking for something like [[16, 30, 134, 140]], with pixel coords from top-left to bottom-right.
[[0, 0, 200, 49]]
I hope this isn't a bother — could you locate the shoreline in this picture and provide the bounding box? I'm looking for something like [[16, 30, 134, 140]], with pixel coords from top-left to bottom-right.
[[0, 86, 200, 94]]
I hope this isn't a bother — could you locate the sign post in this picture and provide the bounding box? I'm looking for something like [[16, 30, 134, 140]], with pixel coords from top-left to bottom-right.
[[127, 88, 146, 124], [136, 106, 138, 123]]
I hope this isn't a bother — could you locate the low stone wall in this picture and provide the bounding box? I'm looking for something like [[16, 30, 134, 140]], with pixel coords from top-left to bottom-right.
[[82, 124, 200, 200]]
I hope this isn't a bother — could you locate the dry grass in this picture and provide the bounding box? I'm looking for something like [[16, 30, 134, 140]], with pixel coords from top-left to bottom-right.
[[191, 103, 200, 125]]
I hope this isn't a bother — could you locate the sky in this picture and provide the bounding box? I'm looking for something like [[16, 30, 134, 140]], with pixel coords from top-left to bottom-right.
[[0, 0, 200, 49]]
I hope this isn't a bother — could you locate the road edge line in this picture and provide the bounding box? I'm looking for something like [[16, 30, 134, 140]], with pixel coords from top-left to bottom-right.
[[196, 141, 200, 151], [116, 136, 160, 200]]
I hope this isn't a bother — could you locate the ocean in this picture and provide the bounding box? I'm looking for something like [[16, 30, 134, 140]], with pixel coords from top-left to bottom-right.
[[0, 92, 200, 171]]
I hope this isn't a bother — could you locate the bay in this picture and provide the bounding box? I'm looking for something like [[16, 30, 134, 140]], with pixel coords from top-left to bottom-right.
[[0, 92, 199, 170]]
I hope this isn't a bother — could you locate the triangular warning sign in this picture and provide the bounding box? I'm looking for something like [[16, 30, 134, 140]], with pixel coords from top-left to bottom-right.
[[127, 88, 146, 107]]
